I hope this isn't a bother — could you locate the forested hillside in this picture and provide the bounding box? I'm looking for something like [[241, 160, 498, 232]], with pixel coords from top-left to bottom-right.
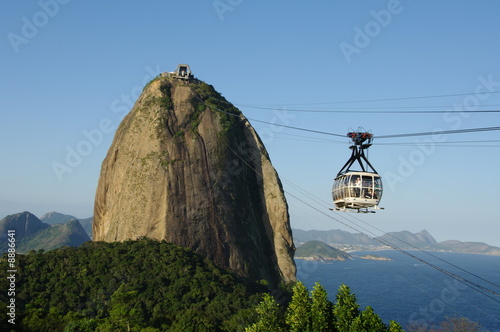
[[0, 239, 268, 331]]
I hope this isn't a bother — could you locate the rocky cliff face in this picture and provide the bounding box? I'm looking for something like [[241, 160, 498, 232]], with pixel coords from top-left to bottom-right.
[[93, 76, 296, 284]]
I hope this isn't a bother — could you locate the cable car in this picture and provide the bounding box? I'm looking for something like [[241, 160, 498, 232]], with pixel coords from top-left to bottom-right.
[[332, 130, 384, 213]]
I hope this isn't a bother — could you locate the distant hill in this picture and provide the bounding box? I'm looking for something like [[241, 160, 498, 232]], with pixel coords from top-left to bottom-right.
[[437, 240, 500, 255], [78, 217, 93, 238], [0, 211, 49, 244], [293, 229, 377, 246], [40, 211, 77, 225], [18, 219, 90, 252], [0, 212, 90, 253], [40, 211, 93, 238], [375, 230, 438, 247], [293, 228, 500, 256], [295, 240, 351, 261]]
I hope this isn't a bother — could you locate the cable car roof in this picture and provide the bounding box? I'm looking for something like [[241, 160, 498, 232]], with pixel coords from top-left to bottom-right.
[[335, 171, 381, 179]]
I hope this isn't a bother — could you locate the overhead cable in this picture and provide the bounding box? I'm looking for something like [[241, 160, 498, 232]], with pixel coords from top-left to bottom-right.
[[242, 90, 500, 106], [376, 126, 500, 139], [237, 104, 500, 114]]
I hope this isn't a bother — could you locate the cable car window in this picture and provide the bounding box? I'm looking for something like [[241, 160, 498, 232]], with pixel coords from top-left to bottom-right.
[[350, 175, 361, 186], [361, 175, 373, 199], [373, 177, 382, 200], [362, 175, 373, 188], [343, 176, 349, 198], [349, 175, 361, 197]]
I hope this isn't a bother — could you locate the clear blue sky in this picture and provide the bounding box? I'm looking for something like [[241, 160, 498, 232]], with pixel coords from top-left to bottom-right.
[[1, 0, 500, 246]]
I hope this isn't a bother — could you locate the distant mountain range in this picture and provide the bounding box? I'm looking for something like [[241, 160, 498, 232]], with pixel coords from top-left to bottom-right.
[[3, 211, 499, 256], [292, 228, 500, 256], [40, 211, 93, 238], [0, 212, 90, 253]]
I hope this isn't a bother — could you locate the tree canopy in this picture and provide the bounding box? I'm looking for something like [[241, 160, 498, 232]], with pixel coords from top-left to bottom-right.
[[247, 282, 404, 332], [0, 238, 268, 331]]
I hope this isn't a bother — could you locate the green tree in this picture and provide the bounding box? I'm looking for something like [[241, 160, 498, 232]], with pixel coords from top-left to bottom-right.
[[285, 282, 311, 332], [105, 285, 145, 331], [64, 318, 98, 332], [245, 294, 285, 332], [349, 316, 364, 331], [388, 320, 405, 332], [358, 306, 387, 332], [310, 282, 334, 331], [333, 283, 360, 332]]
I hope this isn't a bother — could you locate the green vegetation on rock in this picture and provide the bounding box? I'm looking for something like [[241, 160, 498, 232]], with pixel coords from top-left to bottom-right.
[[191, 81, 242, 134], [159, 84, 173, 110]]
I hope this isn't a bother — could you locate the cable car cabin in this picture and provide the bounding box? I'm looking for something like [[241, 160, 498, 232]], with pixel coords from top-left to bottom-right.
[[332, 171, 383, 212]]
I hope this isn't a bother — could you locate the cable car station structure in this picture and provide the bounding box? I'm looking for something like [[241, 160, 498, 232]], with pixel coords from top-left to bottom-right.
[[332, 130, 384, 213]]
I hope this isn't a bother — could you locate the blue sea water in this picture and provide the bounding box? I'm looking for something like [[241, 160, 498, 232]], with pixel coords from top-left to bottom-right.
[[296, 250, 500, 331]]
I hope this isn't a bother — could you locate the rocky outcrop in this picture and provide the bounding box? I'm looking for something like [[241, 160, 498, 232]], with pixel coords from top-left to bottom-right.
[[93, 76, 296, 285]]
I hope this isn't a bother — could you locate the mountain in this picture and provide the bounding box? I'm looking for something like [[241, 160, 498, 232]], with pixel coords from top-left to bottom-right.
[[40, 211, 78, 225], [295, 241, 351, 261], [78, 217, 93, 238], [18, 219, 90, 252], [0, 211, 48, 244], [437, 240, 500, 255], [375, 229, 438, 247], [293, 228, 500, 255], [40, 211, 93, 238], [93, 71, 296, 285], [0, 212, 90, 253], [293, 229, 378, 246]]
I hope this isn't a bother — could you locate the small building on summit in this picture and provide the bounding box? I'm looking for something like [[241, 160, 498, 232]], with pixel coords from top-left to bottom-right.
[[160, 64, 194, 81]]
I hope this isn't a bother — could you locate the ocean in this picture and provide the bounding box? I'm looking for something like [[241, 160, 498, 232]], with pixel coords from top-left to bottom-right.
[[296, 250, 500, 331]]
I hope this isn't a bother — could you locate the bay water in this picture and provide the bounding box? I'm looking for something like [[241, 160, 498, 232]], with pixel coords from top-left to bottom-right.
[[296, 250, 500, 331]]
